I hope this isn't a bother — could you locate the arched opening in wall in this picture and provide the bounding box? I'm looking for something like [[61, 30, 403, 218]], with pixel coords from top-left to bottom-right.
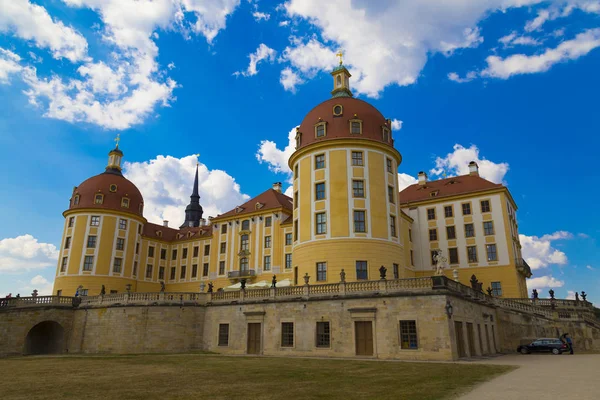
[[24, 321, 65, 355]]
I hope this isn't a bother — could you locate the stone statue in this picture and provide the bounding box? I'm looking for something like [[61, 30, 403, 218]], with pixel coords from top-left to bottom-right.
[[208, 282, 214, 293], [470, 274, 479, 290], [159, 281, 166, 292], [100, 285, 106, 295], [581, 291, 587, 301], [271, 275, 277, 288], [303, 273, 310, 285], [31, 289, 38, 298], [75, 285, 83, 297], [240, 279, 247, 290], [532, 289, 538, 300], [486, 287, 493, 296], [340, 269, 346, 283], [379, 265, 387, 280], [452, 269, 459, 282], [433, 251, 447, 276], [549, 289, 555, 299], [575, 292, 580, 302]]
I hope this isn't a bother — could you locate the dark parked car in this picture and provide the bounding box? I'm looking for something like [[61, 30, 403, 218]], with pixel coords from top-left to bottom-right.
[[517, 338, 567, 355]]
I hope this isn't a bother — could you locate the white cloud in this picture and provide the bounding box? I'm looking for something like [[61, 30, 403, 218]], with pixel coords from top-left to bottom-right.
[[398, 173, 418, 191], [280, 67, 304, 92], [236, 43, 276, 77], [519, 231, 571, 270], [482, 28, 600, 79], [123, 154, 250, 227], [586, 265, 595, 270], [0, 47, 22, 84], [280, 38, 337, 77], [28, 51, 43, 63], [279, 20, 290, 27], [256, 126, 297, 178], [253, 11, 270, 22], [181, 0, 241, 43], [391, 119, 403, 131], [524, 2, 600, 32], [448, 71, 478, 83], [566, 290, 576, 300], [26, 275, 54, 296], [429, 144, 509, 184], [0, 0, 89, 62], [499, 31, 541, 47], [527, 275, 565, 290], [0, 235, 59, 273], [167, 62, 175, 70]]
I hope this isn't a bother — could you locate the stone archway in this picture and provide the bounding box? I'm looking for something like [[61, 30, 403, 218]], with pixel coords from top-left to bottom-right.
[[24, 321, 65, 355]]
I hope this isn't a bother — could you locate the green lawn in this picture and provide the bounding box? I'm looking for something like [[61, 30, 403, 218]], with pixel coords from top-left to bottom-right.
[[0, 354, 513, 400]]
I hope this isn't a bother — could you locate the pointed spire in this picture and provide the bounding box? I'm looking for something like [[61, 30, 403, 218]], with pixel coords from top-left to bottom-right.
[[192, 164, 199, 198], [331, 52, 352, 98], [105, 136, 124, 175], [180, 162, 203, 228]]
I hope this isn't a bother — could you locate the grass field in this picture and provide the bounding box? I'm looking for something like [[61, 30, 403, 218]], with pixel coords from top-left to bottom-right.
[[0, 354, 513, 400]]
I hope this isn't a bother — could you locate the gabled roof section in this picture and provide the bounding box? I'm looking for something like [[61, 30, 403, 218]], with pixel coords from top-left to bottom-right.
[[399, 175, 503, 205], [215, 189, 293, 220], [142, 222, 180, 242]]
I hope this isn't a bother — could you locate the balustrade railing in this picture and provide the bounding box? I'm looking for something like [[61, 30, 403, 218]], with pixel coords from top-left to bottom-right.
[[309, 283, 340, 295], [346, 280, 380, 292], [275, 286, 304, 297], [245, 288, 271, 298]]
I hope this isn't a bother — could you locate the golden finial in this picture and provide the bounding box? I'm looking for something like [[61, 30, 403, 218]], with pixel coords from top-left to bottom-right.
[[336, 50, 343, 65], [194, 153, 200, 166], [114, 133, 121, 148]]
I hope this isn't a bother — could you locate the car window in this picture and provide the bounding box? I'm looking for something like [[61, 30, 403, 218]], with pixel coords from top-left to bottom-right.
[[532, 341, 543, 346]]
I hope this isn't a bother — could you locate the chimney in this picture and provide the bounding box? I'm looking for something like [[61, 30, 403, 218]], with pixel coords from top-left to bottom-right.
[[468, 161, 479, 176], [273, 182, 282, 193], [418, 171, 427, 186], [163, 220, 169, 227]]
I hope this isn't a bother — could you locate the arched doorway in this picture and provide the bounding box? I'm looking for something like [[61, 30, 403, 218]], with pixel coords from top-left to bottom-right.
[[24, 321, 65, 355]]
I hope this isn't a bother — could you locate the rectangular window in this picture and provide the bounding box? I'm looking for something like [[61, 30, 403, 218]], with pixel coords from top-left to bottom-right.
[[410, 250, 414, 266], [444, 206, 453, 218], [486, 244, 498, 261], [193, 246, 199, 258], [160, 249, 166, 260], [203, 263, 209, 277], [316, 262, 327, 281], [264, 256, 271, 271], [145, 264, 152, 279], [192, 264, 198, 278], [462, 203, 471, 215], [170, 267, 176, 280], [285, 233, 292, 246], [409, 229, 412, 242], [483, 221, 494, 236], [172, 249, 177, 260], [481, 200, 491, 213], [446, 226, 456, 240], [220, 242, 226, 254], [264, 236, 271, 248], [491, 281, 503, 296], [351, 121, 361, 134], [449, 248, 459, 264], [386, 158, 393, 173], [61, 257, 68, 272], [68, 217, 74, 228], [83, 256, 94, 271], [219, 261, 226, 275], [113, 257, 122, 274], [388, 186, 395, 203], [133, 262, 138, 277], [135, 242, 139, 254], [180, 265, 186, 279], [467, 246, 478, 263], [351, 151, 363, 166], [294, 164, 298, 179], [315, 154, 325, 169], [400, 320, 418, 349], [354, 210, 366, 232], [281, 322, 294, 347], [80, 289, 88, 296], [90, 216, 100, 226], [393, 263, 399, 279], [265, 216, 272, 227], [316, 321, 331, 348], [352, 180, 364, 197], [116, 238, 125, 251], [315, 182, 326, 200], [182, 248, 188, 259], [218, 324, 229, 346], [316, 212, 327, 234], [465, 223, 475, 238], [221, 224, 227, 234], [356, 260, 368, 280], [86, 235, 97, 248], [159, 266, 165, 280], [427, 208, 436, 220], [429, 228, 438, 241], [285, 253, 292, 269], [119, 219, 127, 230], [294, 192, 298, 209], [294, 220, 298, 241], [148, 246, 155, 258], [204, 245, 210, 256], [390, 215, 397, 237], [316, 124, 325, 137]]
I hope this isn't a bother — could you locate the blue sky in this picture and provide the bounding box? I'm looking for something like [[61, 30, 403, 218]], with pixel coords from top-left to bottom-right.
[[0, 0, 598, 303]]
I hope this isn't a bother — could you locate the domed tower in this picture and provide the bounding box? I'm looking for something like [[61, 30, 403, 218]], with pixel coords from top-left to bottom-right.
[[53, 139, 146, 296], [288, 58, 406, 283]]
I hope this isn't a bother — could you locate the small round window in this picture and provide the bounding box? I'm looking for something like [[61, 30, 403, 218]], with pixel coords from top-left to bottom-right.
[[333, 104, 343, 116], [109, 184, 117, 193]]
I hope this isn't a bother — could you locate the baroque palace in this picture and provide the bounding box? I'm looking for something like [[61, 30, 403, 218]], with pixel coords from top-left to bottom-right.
[[3, 61, 598, 361], [53, 61, 532, 299]]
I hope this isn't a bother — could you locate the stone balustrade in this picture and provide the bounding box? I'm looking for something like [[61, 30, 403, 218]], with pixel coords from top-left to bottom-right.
[[0, 296, 74, 309]]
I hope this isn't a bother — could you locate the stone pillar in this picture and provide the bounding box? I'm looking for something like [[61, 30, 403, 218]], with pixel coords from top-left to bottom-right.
[[270, 287, 276, 300], [339, 281, 346, 297], [240, 289, 246, 303]]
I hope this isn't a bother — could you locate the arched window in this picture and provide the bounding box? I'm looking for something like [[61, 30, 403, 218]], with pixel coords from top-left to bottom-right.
[[94, 194, 104, 204], [336, 75, 342, 87], [73, 195, 80, 205], [121, 198, 130, 208], [240, 257, 249, 271], [240, 234, 249, 251], [241, 220, 250, 231]]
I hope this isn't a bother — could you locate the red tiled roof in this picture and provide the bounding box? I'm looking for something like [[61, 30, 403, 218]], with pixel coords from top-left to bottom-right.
[[281, 214, 293, 225], [399, 174, 503, 204], [142, 222, 212, 243], [214, 189, 293, 220]]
